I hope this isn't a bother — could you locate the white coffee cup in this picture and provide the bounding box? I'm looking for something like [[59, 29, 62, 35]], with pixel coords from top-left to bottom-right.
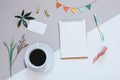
[[25, 43, 54, 72]]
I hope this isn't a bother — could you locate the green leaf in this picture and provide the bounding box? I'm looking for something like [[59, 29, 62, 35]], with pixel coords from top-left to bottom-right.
[[9, 48, 12, 77], [24, 12, 31, 18], [21, 10, 24, 16], [15, 16, 22, 19], [22, 20, 28, 28], [25, 17, 35, 20], [17, 20, 22, 27], [9, 47, 13, 76], [9, 47, 13, 63]]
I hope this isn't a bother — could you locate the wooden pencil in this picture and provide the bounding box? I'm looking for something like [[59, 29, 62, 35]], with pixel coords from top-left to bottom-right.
[[61, 56, 88, 60]]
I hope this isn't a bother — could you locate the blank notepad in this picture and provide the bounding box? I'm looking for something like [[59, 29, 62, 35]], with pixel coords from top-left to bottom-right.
[[59, 19, 87, 58]]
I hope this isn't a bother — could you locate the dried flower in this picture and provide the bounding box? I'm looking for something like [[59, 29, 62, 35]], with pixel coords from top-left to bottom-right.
[[12, 34, 29, 64]]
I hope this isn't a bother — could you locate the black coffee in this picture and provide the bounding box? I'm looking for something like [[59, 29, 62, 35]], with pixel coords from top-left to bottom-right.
[[29, 49, 46, 66]]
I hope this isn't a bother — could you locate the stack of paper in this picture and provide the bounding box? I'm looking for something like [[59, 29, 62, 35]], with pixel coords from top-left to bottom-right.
[[59, 19, 87, 59]]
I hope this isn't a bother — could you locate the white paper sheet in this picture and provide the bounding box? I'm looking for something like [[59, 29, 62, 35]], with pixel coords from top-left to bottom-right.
[[27, 20, 47, 35], [59, 19, 87, 58]]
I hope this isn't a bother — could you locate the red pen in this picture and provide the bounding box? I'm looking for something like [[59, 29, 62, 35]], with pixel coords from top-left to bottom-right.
[[93, 46, 108, 62]]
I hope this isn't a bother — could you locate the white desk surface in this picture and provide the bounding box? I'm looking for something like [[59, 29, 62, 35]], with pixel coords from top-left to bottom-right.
[[8, 15, 120, 80]]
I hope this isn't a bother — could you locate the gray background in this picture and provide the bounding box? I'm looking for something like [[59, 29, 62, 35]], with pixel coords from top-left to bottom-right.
[[0, 0, 120, 79]]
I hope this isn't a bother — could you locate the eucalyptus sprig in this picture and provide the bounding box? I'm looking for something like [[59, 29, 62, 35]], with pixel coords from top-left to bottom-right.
[[15, 10, 35, 28]]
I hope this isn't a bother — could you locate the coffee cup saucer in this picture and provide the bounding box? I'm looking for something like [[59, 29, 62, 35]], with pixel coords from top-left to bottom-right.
[[24, 43, 54, 73]]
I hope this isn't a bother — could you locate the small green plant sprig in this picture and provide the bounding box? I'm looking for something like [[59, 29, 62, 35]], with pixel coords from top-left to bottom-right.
[[4, 41, 16, 77], [15, 10, 35, 28]]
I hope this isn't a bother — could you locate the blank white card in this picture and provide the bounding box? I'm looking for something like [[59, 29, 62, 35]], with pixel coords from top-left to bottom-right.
[[59, 19, 87, 58], [28, 20, 47, 35]]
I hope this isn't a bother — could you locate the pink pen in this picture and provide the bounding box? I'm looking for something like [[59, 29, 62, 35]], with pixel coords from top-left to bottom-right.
[[93, 46, 108, 62]]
